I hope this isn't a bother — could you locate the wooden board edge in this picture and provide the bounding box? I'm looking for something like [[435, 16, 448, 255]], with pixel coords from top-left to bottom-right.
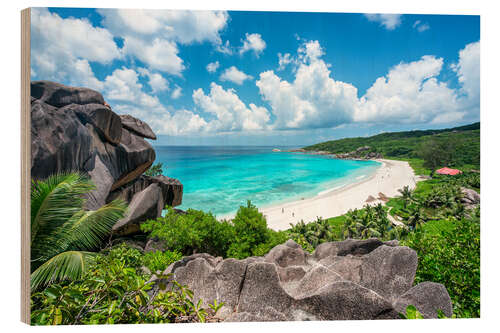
[[20, 7, 31, 325]]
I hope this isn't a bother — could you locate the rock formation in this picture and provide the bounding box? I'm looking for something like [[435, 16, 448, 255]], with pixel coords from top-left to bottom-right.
[[153, 238, 452, 321], [460, 187, 480, 209], [30, 81, 183, 235], [335, 146, 383, 160]]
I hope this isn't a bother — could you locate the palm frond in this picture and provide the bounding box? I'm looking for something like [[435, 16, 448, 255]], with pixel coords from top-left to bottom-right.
[[31, 251, 96, 291], [31, 173, 94, 244], [63, 199, 127, 251]]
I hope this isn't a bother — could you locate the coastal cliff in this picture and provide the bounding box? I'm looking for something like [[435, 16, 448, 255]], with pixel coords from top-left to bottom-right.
[[30, 80, 183, 235]]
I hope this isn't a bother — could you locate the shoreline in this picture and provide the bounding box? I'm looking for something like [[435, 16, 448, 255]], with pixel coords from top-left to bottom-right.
[[218, 159, 418, 231]]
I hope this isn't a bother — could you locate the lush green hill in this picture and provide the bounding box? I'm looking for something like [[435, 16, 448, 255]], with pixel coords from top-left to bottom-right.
[[304, 122, 480, 171]]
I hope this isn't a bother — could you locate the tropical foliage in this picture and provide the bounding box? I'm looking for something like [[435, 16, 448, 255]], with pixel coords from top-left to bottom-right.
[[31, 244, 220, 325], [401, 209, 480, 318], [31, 173, 127, 290], [140, 201, 287, 259], [144, 162, 165, 177]]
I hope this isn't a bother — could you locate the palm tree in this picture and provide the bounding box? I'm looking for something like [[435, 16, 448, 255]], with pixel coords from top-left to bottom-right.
[[358, 212, 381, 239], [398, 186, 414, 208], [405, 206, 427, 230], [31, 172, 127, 290], [342, 210, 360, 239]]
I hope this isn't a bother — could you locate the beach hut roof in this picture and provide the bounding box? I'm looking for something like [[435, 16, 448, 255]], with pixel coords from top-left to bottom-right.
[[435, 167, 462, 175]]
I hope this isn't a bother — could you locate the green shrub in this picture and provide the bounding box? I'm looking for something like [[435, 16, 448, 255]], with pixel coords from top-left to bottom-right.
[[145, 162, 165, 177], [401, 213, 480, 318], [227, 201, 273, 259], [142, 250, 182, 273], [141, 202, 285, 259], [140, 208, 235, 257]]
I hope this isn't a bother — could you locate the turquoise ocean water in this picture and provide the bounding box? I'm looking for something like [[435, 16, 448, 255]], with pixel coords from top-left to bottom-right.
[[153, 146, 381, 216]]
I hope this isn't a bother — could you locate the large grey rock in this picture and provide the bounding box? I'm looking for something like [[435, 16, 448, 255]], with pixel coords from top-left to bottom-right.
[[264, 239, 307, 267], [461, 187, 480, 209], [74, 103, 122, 144], [120, 114, 157, 140], [112, 183, 163, 235], [297, 281, 395, 320], [31, 99, 93, 180], [359, 245, 417, 302], [84, 154, 114, 210], [31, 80, 182, 233], [394, 282, 453, 318], [313, 238, 384, 260], [159, 239, 451, 322], [31, 80, 105, 107], [107, 175, 183, 208]]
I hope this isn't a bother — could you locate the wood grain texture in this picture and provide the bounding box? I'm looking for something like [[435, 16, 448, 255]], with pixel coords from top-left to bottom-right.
[[21, 7, 31, 325]]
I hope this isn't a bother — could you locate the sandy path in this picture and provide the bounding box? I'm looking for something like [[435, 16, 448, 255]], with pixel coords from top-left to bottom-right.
[[218, 159, 417, 231]]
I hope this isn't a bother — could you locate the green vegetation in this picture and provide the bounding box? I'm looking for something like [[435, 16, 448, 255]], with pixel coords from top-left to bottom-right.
[[145, 162, 165, 177], [402, 210, 480, 318], [31, 173, 127, 290], [141, 201, 288, 259], [304, 122, 480, 173], [31, 244, 219, 325]]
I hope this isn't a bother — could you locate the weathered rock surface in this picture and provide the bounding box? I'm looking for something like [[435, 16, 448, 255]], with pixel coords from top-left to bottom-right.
[[460, 187, 480, 209], [120, 114, 157, 140], [31, 81, 183, 231], [393, 282, 453, 319], [155, 238, 452, 321], [112, 183, 164, 235]]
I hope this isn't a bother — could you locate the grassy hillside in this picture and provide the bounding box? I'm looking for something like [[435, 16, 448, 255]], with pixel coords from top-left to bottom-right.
[[304, 122, 480, 171]]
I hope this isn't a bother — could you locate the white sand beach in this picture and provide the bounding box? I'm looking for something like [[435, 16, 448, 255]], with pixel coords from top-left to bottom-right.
[[219, 159, 418, 231]]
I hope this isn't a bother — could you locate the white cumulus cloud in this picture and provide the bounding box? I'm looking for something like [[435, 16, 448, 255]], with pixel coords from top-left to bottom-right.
[[257, 40, 358, 130], [220, 66, 253, 85], [97, 9, 228, 76], [451, 41, 480, 110], [98, 9, 228, 44], [138, 68, 169, 93], [413, 20, 430, 32], [30, 7, 121, 90], [364, 13, 402, 30], [171, 85, 183, 99], [278, 53, 293, 71], [206, 61, 220, 73], [355, 56, 461, 124], [193, 82, 270, 132], [239, 33, 266, 57]]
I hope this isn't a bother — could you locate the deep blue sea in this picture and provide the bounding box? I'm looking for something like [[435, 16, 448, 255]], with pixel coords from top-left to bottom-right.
[[153, 146, 381, 216]]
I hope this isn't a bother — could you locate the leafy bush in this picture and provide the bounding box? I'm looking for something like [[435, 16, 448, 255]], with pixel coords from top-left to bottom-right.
[[401, 212, 480, 318], [141, 208, 235, 257], [142, 250, 182, 273], [227, 201, 272, 258], [145, 162, 165, 177], [31, 244, 217, 325], [141, 202, 287, 259]]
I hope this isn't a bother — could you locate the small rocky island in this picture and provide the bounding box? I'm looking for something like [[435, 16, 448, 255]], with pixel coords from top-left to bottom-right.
[[287, 146, 382, 160]]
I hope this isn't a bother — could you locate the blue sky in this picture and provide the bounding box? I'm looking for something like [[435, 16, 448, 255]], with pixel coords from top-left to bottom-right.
[[31, 8, 480, 146]]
